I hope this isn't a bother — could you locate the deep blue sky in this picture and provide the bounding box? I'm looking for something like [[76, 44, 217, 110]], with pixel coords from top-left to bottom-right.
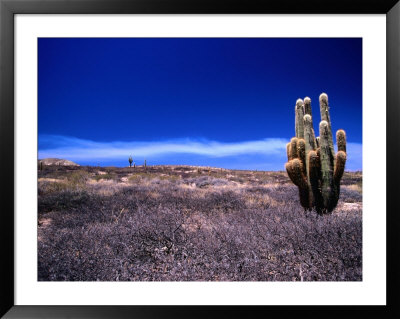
[[38, 38, 362, 170]]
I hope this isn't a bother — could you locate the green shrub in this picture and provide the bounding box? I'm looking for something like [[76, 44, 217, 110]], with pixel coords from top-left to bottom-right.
[[66, 171, 91, 188], [93, 173, 115, 181]]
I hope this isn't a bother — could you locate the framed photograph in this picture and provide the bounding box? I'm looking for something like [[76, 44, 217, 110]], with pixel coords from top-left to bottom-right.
[[1, 0, 399, 318]]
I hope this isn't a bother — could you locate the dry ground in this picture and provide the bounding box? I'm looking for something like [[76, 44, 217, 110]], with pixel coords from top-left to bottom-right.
[[38, 165, 362, 281]]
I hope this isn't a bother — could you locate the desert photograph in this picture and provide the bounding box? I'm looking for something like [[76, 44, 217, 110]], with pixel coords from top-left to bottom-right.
[[38, 38, 362, 281]]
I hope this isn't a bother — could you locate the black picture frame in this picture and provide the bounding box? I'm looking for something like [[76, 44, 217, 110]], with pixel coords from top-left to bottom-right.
[[1, 0, 399, 318]]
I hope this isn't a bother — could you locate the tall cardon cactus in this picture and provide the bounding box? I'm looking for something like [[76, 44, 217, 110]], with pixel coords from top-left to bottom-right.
[[285, 93, 347, 214]]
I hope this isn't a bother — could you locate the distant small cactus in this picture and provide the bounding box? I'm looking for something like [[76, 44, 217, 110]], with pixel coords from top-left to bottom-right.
[[128, 155, 133, 167], [285, 93, 347, 214]]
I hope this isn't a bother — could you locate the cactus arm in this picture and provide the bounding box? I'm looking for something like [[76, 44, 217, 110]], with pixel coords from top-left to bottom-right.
[[285, 160, 299, 186], [286, 142, 291, 161], [334, 151, 346, 183], [319, 93, 332, 130], [334, 129, 347, 183], [297, 139, 306, 175], [304, 97, 312, 116], [336, 130, 347, 153], [295, 99, 305, 138], [286, 158, 306, 189], [285, 159, 309, 208], [286, 159, 307, 189], [331, 151, 347, 210], [289, 137, 299, 160]]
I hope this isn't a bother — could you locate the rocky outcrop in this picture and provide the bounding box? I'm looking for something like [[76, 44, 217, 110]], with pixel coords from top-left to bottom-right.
[[38, 158, 80, 166]]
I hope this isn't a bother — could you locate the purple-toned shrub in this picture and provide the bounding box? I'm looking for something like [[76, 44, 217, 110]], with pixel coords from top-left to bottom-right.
[[38, 166, 362, 281]]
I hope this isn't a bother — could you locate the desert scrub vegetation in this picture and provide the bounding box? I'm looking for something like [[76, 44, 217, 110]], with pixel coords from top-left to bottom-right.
[[38, 165, 362, 281], [93, 173, 117, 182], [128, 172, 181, 183]]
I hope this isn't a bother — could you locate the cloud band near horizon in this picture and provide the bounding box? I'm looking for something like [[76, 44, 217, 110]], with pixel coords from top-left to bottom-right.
[[38, 134, 362, 171]]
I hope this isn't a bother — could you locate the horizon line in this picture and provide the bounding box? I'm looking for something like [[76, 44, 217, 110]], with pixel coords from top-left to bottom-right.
[[38, 134, 362, 171]]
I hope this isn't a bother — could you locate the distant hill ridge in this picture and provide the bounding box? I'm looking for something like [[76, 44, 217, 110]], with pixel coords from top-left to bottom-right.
[[38, 158, 80, 166]]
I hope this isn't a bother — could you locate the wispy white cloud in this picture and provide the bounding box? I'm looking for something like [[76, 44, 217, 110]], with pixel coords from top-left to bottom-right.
[[38, 134, 362, 170], [39, 135, 288, 160]]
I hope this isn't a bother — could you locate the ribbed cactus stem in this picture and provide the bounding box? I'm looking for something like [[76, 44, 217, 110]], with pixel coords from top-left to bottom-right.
[[297, 139, 306, 175], [308, 150, 322, 210], [285, 159, 309, 208], [319, 93, 335, 160], [319, 93, 331, 127], [304, 114, 316, 206], [295, 99, 305, 138], [289, 137, 299, 160], [336, 130, 346, 153], [315, 136, 320, 148], [334, 151, 346, 183], [285, 159, 301, 186], [319, 121, 335, 210], [304, 97, 312, 116], [304, 115, 316, 153], [304, 97, 318, 147]]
